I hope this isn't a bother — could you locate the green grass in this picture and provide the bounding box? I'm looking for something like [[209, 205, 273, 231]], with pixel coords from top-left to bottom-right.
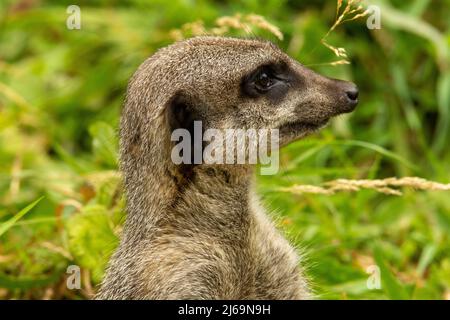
[[0, 0, 449, 299]]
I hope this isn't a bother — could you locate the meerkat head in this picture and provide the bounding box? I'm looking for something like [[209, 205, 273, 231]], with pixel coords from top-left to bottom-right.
[[121, 36, 358, 178]]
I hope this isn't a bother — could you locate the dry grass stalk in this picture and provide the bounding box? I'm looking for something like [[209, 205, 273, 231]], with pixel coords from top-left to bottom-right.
[[170, 13, 283, 41], [328, 59, 351, 66], [7, 155, 22, 201], [41, 241, 73, 260], [280, 177, 450, 196], [321, 0, 369, 65]]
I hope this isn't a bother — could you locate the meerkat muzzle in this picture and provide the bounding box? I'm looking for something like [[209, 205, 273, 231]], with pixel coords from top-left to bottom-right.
[[329, 78, 359, 114]]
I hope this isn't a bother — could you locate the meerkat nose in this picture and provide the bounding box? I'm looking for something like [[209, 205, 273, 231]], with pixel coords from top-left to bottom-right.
[[346, 86, 359, 102], [341, 83, 359, 111]]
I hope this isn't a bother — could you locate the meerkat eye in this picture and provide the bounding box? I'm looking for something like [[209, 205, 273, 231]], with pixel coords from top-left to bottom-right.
[[255, 72, 274, 91], [241, 63, 290, 98]]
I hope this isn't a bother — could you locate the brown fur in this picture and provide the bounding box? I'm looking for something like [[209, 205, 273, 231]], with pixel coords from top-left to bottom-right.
[[96, 36, 358, 299]]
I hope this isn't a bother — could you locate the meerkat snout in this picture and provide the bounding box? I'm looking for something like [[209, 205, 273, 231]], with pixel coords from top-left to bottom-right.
[[320, 77, 359, 113]]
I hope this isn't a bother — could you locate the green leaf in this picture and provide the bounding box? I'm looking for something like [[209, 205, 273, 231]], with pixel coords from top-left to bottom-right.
[[433, 72, 450, 152], [408, 0, 431, 16], [0, 272, 62, 290], [417, 244, 437, 277], [66, 204, 119, 284], [53, 143, 93, 173], [329, 279, 373, 296], [373, 245, 410, 300], [89, 122, 118, 168], [0, 196, 44, 238]]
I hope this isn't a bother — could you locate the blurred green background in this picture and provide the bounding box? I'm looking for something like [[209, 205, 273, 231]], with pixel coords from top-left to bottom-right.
[[0, 0, 449, 299]]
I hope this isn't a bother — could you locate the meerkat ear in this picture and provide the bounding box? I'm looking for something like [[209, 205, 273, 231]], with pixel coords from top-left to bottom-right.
[[165, 91, 201, 134], [165, 92, 204, 166]]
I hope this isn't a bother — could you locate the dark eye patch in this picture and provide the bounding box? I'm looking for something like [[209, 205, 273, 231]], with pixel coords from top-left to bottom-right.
[[240, 61, 293, 103]]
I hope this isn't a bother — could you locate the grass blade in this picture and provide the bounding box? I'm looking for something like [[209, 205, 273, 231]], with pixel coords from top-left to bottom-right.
[[374, 245, 410, 299], [0, 196, 44, 238], [331, 140, 419, 172]]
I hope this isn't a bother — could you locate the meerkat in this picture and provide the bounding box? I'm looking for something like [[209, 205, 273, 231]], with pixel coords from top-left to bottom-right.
[[96, 36, 358, 300]]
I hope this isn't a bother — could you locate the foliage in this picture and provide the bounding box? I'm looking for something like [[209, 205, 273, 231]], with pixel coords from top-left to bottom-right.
[[0, 0, 449, 299]]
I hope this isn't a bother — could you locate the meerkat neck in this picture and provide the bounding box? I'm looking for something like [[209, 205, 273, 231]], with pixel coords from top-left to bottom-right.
[[122, 163, 256, 239], [166, 165, 256, 238]]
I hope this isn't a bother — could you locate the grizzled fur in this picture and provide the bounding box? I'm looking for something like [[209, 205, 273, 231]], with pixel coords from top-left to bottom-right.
[[96, 36, 358, 299]]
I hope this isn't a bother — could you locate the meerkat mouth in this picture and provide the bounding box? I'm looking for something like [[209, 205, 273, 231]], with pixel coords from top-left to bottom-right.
[[278, 119, 329, 146], [280, 118, 329, 135]]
